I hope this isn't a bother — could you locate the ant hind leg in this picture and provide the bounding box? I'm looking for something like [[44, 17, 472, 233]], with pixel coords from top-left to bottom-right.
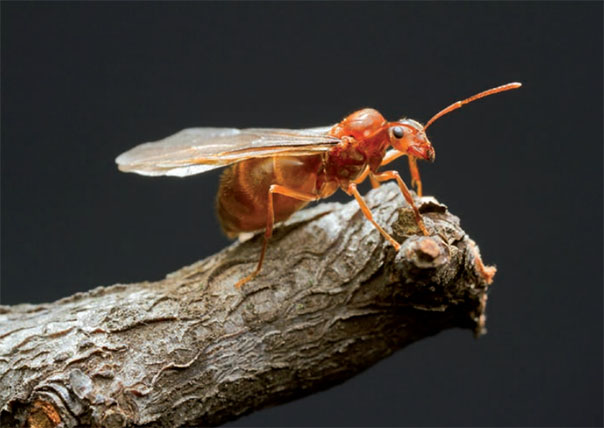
[[234, 185, 318, 288]]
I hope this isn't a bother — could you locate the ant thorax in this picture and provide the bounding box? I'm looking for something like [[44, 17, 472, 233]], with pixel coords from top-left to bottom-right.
[[323, 108, 392, 186], [324, 139, 368, 181]]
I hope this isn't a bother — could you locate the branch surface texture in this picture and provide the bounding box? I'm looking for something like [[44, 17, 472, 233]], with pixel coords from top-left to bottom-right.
[[0, 183, 495, 427]]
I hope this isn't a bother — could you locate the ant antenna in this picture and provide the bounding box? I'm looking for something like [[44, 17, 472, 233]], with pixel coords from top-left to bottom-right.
[[424, 82, 522, 130]]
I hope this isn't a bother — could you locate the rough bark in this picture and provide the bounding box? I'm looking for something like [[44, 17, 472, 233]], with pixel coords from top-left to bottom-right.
[[0, 183, 495, 427]]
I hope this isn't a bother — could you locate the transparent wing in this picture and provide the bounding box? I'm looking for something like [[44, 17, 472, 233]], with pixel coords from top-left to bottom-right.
[[115, 126, 339, 177]]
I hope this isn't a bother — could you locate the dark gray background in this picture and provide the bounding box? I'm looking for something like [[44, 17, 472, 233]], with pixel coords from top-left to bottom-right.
[[2, 2, 602, 426]]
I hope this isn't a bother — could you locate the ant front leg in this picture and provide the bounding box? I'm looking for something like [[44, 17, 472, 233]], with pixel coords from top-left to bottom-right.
[[381, 149, 406, 166], [347, 183, 401, 251], [371, 170, 429, 236], [381, 150, 423, 196], [234, 184, 319, 288], [407, 156, 423, 197]]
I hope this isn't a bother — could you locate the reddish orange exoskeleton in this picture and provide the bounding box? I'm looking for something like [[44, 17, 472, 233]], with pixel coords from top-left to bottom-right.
[[116, 82, 521, 287]]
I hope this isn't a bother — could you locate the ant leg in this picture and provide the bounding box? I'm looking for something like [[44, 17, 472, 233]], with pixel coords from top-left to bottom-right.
[[380, 149, 405, 166], [235, 185, 318, 288], [371, 170, 429, 236], [352, 166, 380, 189], [381, 150, 422, 196], [407, 156, 423, 196], [347, 183, 401, 251], [352, 166, 370, 184], [369, 174, 380, 189]]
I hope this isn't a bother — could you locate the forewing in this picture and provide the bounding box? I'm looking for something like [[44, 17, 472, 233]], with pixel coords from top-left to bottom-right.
[[115, 126, 338, 177]]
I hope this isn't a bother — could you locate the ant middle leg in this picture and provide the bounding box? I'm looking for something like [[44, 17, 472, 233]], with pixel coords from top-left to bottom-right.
[[352, 166, 380, 189], [347, 183, 401, 251]]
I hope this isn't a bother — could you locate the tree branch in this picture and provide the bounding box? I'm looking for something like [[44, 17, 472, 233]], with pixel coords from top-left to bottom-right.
[[0, 183, 495, 427]]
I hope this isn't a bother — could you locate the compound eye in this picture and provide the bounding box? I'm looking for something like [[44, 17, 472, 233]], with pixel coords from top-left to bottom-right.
[[392, 126, 404, 139]]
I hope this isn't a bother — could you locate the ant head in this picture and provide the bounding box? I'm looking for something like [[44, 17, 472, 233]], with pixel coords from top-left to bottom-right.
[[386, 82, 522, 163], [387, 119, 435, 162]]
